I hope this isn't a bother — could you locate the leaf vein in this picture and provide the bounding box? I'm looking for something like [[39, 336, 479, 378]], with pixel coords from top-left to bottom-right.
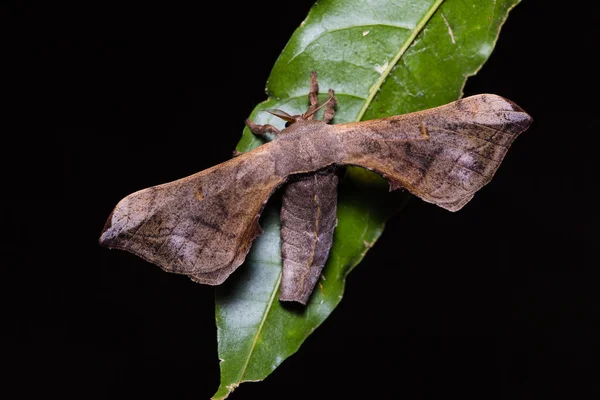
[[288, 23, 414, 64], [236, 270, 282, 385], [356, 0, 447, 122]]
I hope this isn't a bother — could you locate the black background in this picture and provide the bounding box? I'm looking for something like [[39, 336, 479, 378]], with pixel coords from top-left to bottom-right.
[[3, 1, 597, 398]]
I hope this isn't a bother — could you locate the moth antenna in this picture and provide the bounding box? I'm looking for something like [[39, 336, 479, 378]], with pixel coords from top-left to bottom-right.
[[264, 109, 296, 123]]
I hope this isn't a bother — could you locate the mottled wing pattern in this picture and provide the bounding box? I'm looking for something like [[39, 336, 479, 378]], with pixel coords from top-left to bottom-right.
[[335, 94, 532, 211], [100, 94, 531, 287], [99, 145, 283, 284]]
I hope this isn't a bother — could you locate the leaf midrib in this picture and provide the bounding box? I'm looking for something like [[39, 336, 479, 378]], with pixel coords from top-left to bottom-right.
[[236, 270, 282, 384], [355, 0, 446, 122]]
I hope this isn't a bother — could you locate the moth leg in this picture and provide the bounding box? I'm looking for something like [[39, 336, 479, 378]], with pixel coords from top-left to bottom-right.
[[322, 89, 337, 124], [245, 119, 280, 138], [305, 71, 320, 119], [232, 149, 243, 158]]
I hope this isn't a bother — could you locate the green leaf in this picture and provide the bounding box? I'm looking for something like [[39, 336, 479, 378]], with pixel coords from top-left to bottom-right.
[[214, 0, 521, 398]]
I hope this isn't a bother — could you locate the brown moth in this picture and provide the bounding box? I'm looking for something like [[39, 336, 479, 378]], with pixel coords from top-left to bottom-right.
[[99, 72, 532, 304], [245, 72, 340, 304]]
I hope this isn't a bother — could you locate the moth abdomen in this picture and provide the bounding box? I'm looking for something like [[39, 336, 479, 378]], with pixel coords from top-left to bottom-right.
[[279, 172, 339, 304]]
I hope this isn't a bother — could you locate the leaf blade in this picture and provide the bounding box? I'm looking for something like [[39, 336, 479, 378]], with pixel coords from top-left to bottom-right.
[[215, 0, 521, 398], [353, 0, 445, 121]]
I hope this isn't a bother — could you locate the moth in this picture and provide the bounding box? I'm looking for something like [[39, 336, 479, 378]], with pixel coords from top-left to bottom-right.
[[99, 72, 532, 304]]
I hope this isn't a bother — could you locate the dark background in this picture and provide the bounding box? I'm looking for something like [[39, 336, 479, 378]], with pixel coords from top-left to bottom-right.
[[3, 1, 596, 398]]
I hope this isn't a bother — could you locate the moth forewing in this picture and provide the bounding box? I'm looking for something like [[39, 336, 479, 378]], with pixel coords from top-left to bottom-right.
[[333, 94, 532, 211], [100, 90, 531, 297]]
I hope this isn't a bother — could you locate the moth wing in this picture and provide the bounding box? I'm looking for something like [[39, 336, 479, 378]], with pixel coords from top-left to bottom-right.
[[99, 144, 284, 284], [335, 94, 532, 211]]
